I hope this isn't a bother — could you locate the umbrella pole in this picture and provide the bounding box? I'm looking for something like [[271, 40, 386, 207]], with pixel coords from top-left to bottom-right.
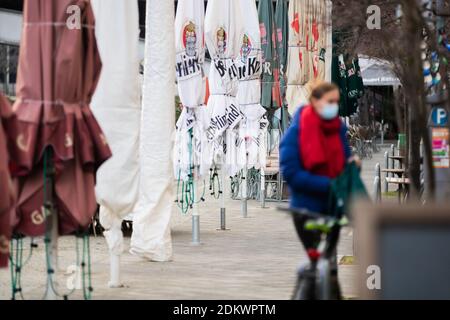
[[191, 168, 201, 245], [100, 209, 123, 288], [260, 168, 266, 208], [43, 147, 59, 300], [217, 162, 229, 231], [109, 250, 121, 288], [241, 167, 248, 218], [261, 129, 267, 208], [107, 222, 123, 288]]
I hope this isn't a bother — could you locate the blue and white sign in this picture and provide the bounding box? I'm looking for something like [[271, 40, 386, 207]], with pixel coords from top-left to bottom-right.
[[431, 107, 448, 126]]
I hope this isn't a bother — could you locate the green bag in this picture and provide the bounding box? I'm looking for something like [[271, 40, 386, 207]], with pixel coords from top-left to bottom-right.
[[328, 162, 370, 218]]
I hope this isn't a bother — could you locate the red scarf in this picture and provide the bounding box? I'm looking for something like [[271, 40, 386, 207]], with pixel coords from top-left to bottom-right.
[[299, 105, 345, 178]]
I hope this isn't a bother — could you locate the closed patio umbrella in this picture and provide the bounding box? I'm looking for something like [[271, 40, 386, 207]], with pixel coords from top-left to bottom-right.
[[259, 0, 282, 111], [205, 0, 244, 226], [286, 0, 329, 114], [332, 53, 364, 117], [174, 0, 207, 243], [236, 0, 266, 170], [275, 0, 290, 131], [205, 0, 244, 175], [235, 0, 266, 217], [129, 0, 175, 261], [10, 0, 111, 237], [90, 0, 141, 287], [174, 0, 206, 183], [0, 93, 15, 268]]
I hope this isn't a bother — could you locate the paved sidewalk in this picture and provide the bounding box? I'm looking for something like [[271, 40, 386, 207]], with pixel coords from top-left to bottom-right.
[[0, 149, 388, 300]]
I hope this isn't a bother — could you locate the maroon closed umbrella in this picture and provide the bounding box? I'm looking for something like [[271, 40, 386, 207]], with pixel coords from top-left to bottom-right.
[[0, 93, 15, 268], [10, 0, 111, 237]]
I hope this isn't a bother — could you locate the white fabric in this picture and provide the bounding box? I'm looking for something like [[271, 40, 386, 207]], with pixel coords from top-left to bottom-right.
[[359, 55, 400, 86], [91, 0, 141, 255], [286, 0, 330, 113], [325, 0, 333, 82], [287, 84, 310, 115], [130, 0, 175, 261], [173, 0, 207, 181], [204, 0, 245, 175], [235, 0, 266, 170], [175, 0, 205, 108]]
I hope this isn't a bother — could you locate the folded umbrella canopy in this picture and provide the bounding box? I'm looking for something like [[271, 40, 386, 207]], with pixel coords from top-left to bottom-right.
[[90, 0, 141, 287], [332, 54, 364, 117], [276, 0, 289, 101], [0, 93, 15, 268], [129, 0, 175, 261], [275, 0, 291, 131], [259, 0, 283, 111], [10, 0, 111, 237], [174, 0, 206, 181], [204, 0, 245, 176], [235, 0, 267, 170], [286, 0, 329, 114]]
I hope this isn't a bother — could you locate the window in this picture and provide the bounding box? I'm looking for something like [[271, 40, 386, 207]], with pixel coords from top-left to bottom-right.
[[0, 43, 19, 96]]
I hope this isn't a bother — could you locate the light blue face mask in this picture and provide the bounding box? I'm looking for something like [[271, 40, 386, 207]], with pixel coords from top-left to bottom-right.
[[319, 103, 339, 120]]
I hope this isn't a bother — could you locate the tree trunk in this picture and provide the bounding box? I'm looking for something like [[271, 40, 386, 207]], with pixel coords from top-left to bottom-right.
[[402, 2, 426, 199]]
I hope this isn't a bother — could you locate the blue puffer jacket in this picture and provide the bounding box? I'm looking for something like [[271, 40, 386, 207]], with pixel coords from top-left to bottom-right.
[[280, 107, 351, 214]]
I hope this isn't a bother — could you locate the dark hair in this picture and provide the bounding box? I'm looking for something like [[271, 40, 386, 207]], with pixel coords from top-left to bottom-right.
[[309, 82, 339, 101]]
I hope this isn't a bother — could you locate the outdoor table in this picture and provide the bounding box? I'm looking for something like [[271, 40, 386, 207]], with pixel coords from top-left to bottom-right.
[[382, 168, 406, 177], [388, 156, 405, 160], [388, 155, 423, 164], [388, 155, 405, 164], [388, 155, 407, 170], [385, 177, 410, 203]]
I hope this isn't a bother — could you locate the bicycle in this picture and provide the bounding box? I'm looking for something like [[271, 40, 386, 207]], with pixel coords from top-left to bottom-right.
[[348, 125, 378, 160], [279, 207, 349, 300]]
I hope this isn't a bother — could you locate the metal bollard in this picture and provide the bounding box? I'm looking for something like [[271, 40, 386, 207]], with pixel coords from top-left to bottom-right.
[[373, 176, 381, 203], [375, 163, 381, 179], [192, 215, 200, 245], [390, 144, 395, 170], [191, 176, 201, 245], [220, 208, 226, 230], [375, 163, 381, 203], [260, 169, 266, 208], [241, 169, 248, 218], [217, 168, 230, 231], [384, 151, 389, 193], [241, 200, 248, 218]]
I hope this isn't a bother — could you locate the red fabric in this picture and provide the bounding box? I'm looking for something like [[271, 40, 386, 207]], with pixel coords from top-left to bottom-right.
[[0, 93, 14, 268], [10, 0, 112, 237], [299, 105, 345, 178], [204, 77, 210, 105]]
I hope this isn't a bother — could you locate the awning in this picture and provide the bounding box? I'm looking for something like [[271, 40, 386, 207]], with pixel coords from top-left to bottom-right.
[[359, 55, 401, 87]]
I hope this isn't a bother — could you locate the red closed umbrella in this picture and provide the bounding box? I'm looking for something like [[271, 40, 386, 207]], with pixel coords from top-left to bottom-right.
[[0, 93, 15, 268], [10, 0, 111, 237]]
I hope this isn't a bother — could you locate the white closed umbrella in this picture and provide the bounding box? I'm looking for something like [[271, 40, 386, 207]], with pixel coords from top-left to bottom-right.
[[236, 0, 267, 170], [235, 0, 267, 217], [174, 0, 206, 183], [205, 0, 244, 226], [130, 0, 175, 262], [174, 0, 206, 243], [204, 0, 245, 175], [286, 0, 331, 114], [91, 0, 141, 287]]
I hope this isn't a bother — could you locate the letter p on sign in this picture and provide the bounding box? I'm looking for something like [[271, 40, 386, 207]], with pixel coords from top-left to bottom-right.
[[432, 108, 448, 126]]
